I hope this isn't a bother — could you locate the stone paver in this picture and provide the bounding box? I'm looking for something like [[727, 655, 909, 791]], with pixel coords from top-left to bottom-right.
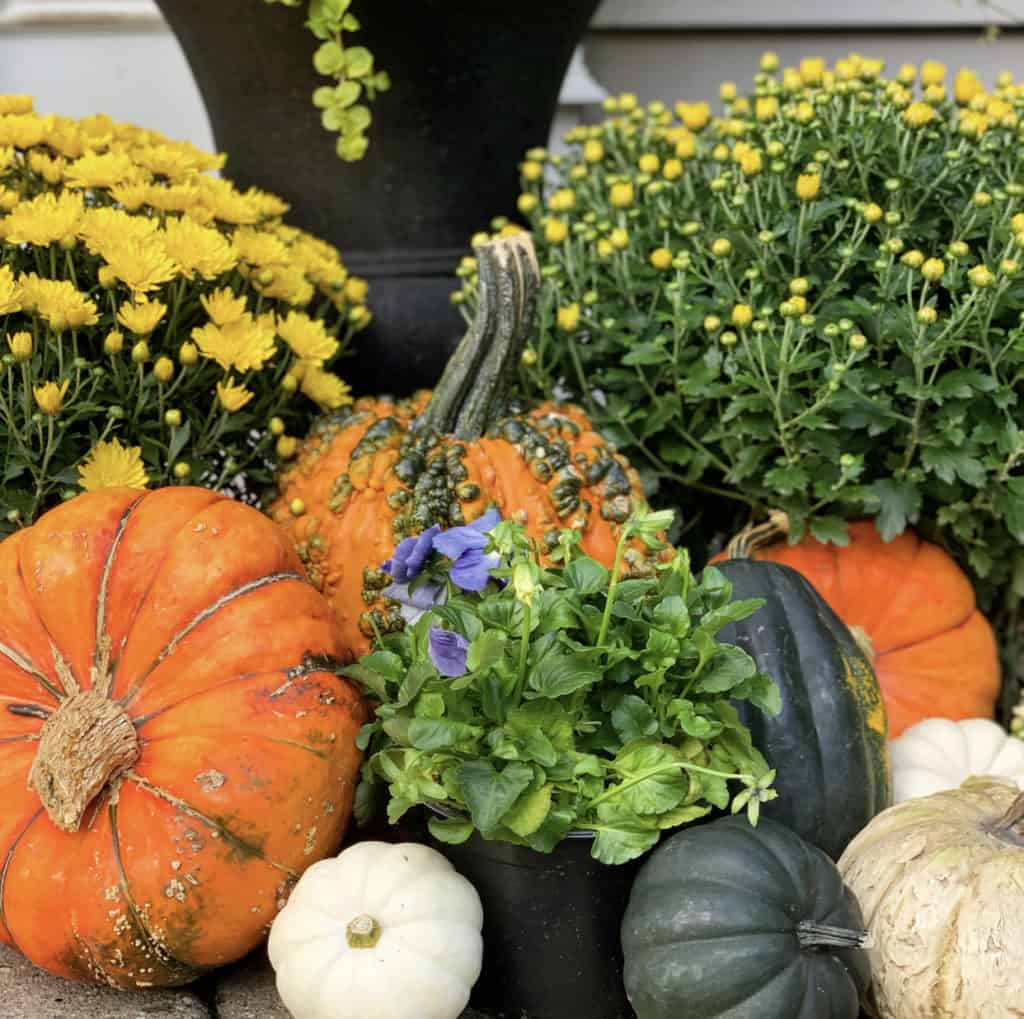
[[0, 944, 209, 1018]]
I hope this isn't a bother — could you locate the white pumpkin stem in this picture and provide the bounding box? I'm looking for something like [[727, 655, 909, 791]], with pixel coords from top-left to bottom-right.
[[28, 689, 139, 832], [724, 510, 790, 559], [991, 790, 1024, 844], [796, 920, 871, 951], [345, 913, 383, 949]]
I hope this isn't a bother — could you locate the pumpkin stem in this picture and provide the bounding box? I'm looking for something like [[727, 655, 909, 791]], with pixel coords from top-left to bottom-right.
[[412, 233, 540, 441], [796, 920, 871, 951], [724, 510, 790, 559], [345, 913, 383, 949], [992, 789, 1024, 842], [28, 689, 139, 832]]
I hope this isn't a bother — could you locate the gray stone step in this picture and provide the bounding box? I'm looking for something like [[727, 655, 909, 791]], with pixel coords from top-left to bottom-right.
[[0, 945, 209, 1018]]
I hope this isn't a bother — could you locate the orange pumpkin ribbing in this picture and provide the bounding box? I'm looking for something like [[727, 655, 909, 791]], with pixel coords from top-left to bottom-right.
[[731, 519, 1000, 737], [0, 487, 365, 987]]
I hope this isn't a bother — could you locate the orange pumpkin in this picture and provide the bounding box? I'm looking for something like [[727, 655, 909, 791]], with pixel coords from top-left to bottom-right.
[[270, 235, 661, 658], [0, 486, 365, 987], [715, 516, 1000, 737]]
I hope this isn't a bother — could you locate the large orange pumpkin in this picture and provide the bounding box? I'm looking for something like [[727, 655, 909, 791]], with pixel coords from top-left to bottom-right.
[[270, 234, 661, 658], [0, 486, 365, 987], [716, 516, 1000, 737]]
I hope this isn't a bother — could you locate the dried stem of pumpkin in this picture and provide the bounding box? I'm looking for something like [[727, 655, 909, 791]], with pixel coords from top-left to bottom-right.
[[724, 509, 791, 559], [990, 789, 1024, 844], [413, 233, 540, 441]]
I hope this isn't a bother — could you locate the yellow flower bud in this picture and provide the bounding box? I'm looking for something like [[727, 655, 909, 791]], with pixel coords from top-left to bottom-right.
[[649, 247, 673, 270], [849, 333, 868, 351], [901, 250, 925, 269], [517, 193, 539, 214], [544, 218, 569, 244], [674, 133, 697, 159], [275, 435, 298, 459], [282, 372, 299, 393], [739, 149, 763, 177], [862, 203, 883, 224], [557, 303, 581, 332], [789, 277, 810, 296], [800, 57, 826, 85], [675, 102, 711, 132], [968, 264, 995, 288], [711, 237, 732, 258], [1000, 258, 1020, 276], [618, 92, 638, 113], [32, 379, 69, 417], [153, 356, 175, 383], [548, 188, 576, 212], [788, 295, 808, 315], [596, 238, 614, 259], [662, 158, 683, 181], [289, 497, 306, 517], [521, 160, 543, 182], [731, 304, 754, 328], [897, 63, 917, 85], [131, 340, 150, 364], [269, 416, 286, 436], [178, 341, 198, 365], [795, 173, 821, 201], [6, 331, 32, 362], [719, 81, 738, 101], [610, 227, 629, 250], [583, 139, 604, 163], [520, 348, 538, 367], [948, 240, 970, 258], [720, 330, 738, 347], [921, 258, 946, 282], [711, 144, 729, 162], [760, 51, 779, 72], [172, 462, 192, 480], [104, 330, 124, 355], [609, 181, 634, 208], [703, 315, 721, 331], [917, 306, 938, 325], [164, 409, 182, 427], [920, 60, 947, 87], [638, 153, 660, 175], [755, 96, 779, 122]]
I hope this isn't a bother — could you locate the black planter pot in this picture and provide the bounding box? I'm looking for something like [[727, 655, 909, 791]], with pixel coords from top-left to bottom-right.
[[154, 0, 600, 397], [430, 828, 641, 1019]]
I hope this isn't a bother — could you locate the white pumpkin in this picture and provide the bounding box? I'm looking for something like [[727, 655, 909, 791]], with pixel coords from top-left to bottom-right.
[[268, 841, 484, 1019], [889, 717, 1024, 803]]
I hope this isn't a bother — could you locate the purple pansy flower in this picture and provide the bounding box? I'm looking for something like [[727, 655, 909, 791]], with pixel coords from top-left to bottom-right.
[[382, 579, 445, 625], [432, 509, 502, 592], [382, 524, 440, 583], [428, 626, 470, 677]]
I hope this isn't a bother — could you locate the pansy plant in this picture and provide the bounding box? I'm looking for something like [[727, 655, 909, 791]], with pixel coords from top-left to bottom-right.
[[347, 507, 781, 864]]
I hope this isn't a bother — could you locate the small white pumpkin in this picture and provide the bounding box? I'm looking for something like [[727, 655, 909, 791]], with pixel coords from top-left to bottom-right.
[[889, 717, 1024, 803], [268, 841, 484, 1019]]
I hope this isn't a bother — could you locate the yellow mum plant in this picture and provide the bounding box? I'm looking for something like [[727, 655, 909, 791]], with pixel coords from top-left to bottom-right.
[[0, 97, 368, 534]]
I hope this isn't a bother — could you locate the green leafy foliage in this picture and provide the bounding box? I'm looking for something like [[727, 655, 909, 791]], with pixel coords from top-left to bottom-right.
[[454, 56, 1024, 615], [262, 0, 389, 161], [349, 508, 779, 864]]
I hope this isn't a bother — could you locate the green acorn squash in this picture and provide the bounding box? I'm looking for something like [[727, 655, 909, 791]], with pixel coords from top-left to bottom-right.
[[621, 815, 871, 1019], [713, 559, 891, 859]]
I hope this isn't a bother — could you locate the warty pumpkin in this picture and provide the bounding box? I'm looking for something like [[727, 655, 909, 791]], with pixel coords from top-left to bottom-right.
[[0, 487, 365, 987], [715, 515, 1000, 738], [270, 234, 659, 659]]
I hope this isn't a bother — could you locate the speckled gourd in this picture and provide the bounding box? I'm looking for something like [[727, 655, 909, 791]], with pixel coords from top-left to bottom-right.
[[269, 234, 659, 658]]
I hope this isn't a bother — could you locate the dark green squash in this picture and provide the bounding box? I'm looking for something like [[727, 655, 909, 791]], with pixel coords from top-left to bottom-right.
[[713, 559, 891, 859], [621, 815, 871, 1019]]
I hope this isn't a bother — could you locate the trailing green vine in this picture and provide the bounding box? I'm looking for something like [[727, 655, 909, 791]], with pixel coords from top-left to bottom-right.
[[263, 0, 390, 161]]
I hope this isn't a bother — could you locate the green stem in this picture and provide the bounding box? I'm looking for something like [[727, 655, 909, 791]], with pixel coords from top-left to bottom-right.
[[590, 759, 752, 809], [597, 527, 630, 648], [513, 599, 532, 707]]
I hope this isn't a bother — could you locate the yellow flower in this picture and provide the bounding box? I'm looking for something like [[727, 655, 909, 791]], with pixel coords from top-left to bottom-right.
[[760, 51, 779, 72], [731, 304, 753, 328], [517, 193, 539, 214], [920, 60, 947, 87], [277, 310, 339, 363], [800, 57, 826, 85], [173, 462, 192, 480], [200, 287, 249, 326], [544, 218, 569, 244], [0, 96, 33, 116], [192, 177, 261, 226], [583, 139, 604, 163], [28, 151, 66, 184], [101, 236, 179, 294], [32, 379, 69, 417], [178, 341, 199, 365], [968, 264, 994, 288], [132, 142, 204, 181], [117, 297, 167, 336], [64, 151, 143, 189], [6, 331, 31, 361], [638, 154, 660, 175], [609, 227, 629, 250], [192, 314, 276, 373], [153, 356, 175, 383], [719, 82, 738, 102], [231, 225, 289, 267], [674, 132, 697, 160], [781, 68, 802, 92], [0, 265, 20, 315], [557, 304, 581, 332], [253, 262, 315, 306], [954, 67, 985, 106], [789, 277, 810, 296], [78, 207, 160, 256], [596, 238, 614, 259], [609, 182, 634, 208], [0, 191, 84, 247], [897, 63, 917, 84], [662, 158, 683, 181], [1011, 213, 1024, 234], [901, 250, 925, 269], [921, 258, 945, 282], [675, 102, 711, 131], [755, 97, 779, 122], [792, 101, 815, 126], [739, 149, 763, 177], [161, 215, 238, 280], [343, 276, 369, 304], [0, 113, 50, 149], [649, 248, 673, 270], [958, 110, 990, 138], [104, 330, 124, 355], [77, 438, 149, 492], [131, 340, 150, 364], [795, 173, 821, 201], [521, 160, 544, 182], [216, 376, 255, 413], [903, 101, 937, 128], [548, 188, 576, 212], [299, 364, 352, 410], [17, 273, 98, 330]]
